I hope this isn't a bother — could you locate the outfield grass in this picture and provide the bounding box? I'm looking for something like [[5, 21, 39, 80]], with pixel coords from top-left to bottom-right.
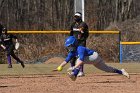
[[0, 63, 140, 75]]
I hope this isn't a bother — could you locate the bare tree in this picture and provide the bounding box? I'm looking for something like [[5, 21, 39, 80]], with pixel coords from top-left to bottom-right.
[[0, 0, 139, 63]]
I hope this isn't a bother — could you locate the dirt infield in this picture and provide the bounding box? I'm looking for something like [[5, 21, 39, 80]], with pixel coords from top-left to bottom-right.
[[0, 63, 140, 93], [0, 73, 139, 93]]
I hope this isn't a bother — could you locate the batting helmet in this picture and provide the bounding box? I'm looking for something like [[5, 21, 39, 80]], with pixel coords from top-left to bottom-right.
[[65, 36, 78, 47]]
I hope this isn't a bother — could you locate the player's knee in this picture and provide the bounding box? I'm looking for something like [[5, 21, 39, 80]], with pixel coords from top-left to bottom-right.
[[75, 58, 80, 64], [89, 52, 99, 61]]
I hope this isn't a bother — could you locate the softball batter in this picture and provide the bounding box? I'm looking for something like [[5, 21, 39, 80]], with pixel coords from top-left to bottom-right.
[[54, 36, 130, 81]]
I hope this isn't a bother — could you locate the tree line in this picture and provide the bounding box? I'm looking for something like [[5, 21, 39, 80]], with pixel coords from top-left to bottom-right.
[[0, 0, 139, 63]]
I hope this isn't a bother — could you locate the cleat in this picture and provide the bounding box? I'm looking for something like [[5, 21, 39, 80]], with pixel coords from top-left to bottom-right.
[[68, 72, 77, 81], [8, 64, 12, 68], [77, 72, 85, 77], [121, 69, 130, 78], [21, 62, 25, 68]]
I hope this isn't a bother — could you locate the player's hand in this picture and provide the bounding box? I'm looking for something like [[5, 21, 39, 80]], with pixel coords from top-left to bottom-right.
[[3, 46, 6, 50], [15, 42, 20, 50], [1, 45, 6, 50], [79, 27, 84, 33], [15, 39, 18, 43], [52, 69, 58, 72], [52, 66, 63, 72], [67, 67, 75, 72]]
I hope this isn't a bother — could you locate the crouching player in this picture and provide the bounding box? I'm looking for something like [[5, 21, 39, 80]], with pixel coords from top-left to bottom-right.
[[54, 36, 130, 81]]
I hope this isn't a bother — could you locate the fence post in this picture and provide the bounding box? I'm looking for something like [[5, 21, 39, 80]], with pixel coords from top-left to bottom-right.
[[119, 31, 122, 64]]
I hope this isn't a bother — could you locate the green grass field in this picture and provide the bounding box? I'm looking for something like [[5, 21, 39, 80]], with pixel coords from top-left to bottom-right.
[[0, 63, 140, 76]]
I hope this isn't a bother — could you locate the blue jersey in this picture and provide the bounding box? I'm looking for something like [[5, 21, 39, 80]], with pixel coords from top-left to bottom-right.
[[65, 46, 94, 62]]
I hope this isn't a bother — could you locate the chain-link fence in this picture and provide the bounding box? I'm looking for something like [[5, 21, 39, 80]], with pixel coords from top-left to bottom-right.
[[121, 44, 140, 62]]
